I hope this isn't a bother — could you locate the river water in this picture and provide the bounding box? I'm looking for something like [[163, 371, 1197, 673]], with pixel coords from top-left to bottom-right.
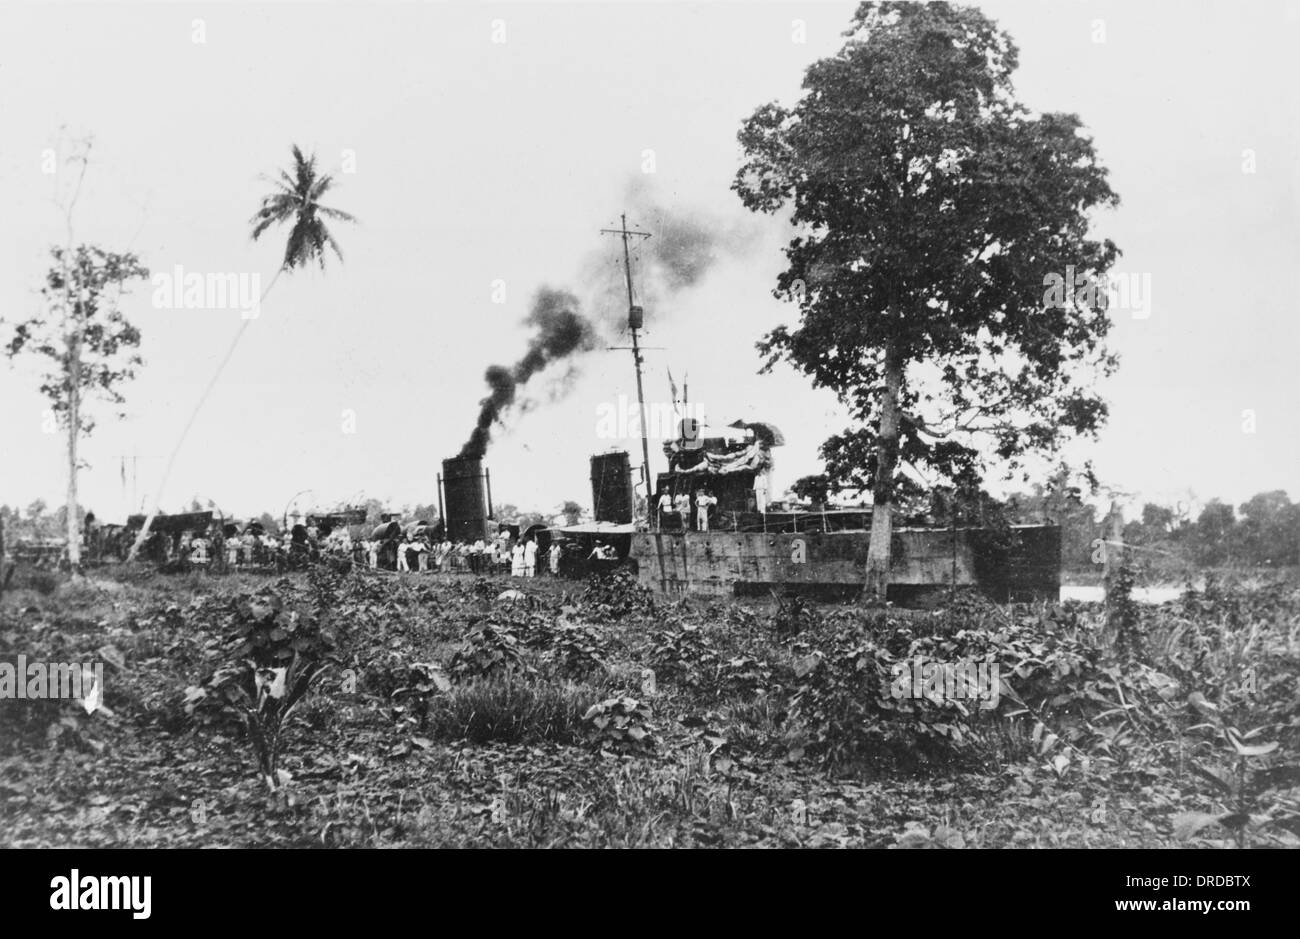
[[1059, 585, 1187, 605]]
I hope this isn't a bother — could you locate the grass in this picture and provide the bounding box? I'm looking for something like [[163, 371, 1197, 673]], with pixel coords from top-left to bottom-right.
[[421, 675, 604, 745]]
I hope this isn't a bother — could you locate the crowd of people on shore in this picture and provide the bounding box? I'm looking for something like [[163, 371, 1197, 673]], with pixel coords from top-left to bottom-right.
[[62, 513, 612, 578], [134, 525, 311, 571], [315, 524, 567, 577]]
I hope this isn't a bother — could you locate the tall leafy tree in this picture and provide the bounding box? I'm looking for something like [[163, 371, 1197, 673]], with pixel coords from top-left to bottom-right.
[[1140, 502, 1176, 536], [790, 474, 832, 506], [734, 2, 1120, 598], [4, 245, 149, 571], [560, 501, 584, 526], [1195, 500, 1236, 567], [1236, 491, 1298, 567], [129, 146, 356, 560]]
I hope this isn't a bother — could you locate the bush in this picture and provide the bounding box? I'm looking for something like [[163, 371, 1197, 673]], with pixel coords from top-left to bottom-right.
[[785, 606, 1139, 774], [579, 569, 655, 620], [648, 625, 720, 689], [787, 629, 963, 773], [448, 623, 533, 682], [581, 695, 657, 753], [550, 623, 612, 680]]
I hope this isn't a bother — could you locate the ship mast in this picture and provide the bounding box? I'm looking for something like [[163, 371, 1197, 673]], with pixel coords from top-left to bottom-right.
[[601, 214, 654, 522]]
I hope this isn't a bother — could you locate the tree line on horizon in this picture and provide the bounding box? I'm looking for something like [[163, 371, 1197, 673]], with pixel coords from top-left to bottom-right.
[[788, 468, 1299, 575], [1033, 489, 1300, 573]]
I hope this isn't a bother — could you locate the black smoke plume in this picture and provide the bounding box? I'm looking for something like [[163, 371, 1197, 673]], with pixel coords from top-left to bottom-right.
[[458, 287, 594, 459], [457, 180, 759, 459]]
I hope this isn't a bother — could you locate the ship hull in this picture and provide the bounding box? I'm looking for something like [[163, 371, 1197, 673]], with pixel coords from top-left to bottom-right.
[[630, 525, 1060, 605]]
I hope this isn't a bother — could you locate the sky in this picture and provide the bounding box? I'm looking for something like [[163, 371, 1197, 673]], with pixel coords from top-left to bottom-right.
[[1, 0, 1297, 525]]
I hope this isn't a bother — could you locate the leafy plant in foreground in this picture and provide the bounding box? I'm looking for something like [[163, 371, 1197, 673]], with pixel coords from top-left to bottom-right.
[[390, 662, 452, 729], [579, 569, 655, 620], [648, 625, 720, 689], [448, 622, 533, 683], [184, 590, 338, 789], [582, 696, 657, 754], [1174, 693, 1300, 847], [551, 623, 611, 680]]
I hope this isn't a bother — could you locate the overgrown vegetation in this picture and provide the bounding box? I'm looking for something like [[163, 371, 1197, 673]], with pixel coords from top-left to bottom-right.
[[2, 564, 1298, 847]]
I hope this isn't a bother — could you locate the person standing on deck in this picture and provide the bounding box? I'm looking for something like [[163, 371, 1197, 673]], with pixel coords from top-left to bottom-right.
[[695, 489, 717, 532], [674, 490, 692, 529], [657, 491, 675, 529]]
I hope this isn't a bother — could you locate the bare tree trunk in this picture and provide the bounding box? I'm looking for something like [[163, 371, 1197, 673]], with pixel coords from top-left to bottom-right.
[[865, 349, 903, 601], [66, 322, 82, 573], [59, 140, 91, 576]]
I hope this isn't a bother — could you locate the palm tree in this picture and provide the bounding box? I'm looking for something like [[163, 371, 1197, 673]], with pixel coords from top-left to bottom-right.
[[128, 146, 356, 560], [250, 145, 356, 271]]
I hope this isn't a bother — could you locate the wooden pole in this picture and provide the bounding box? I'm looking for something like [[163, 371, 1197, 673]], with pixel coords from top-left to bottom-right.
[[601, 215, 653, 526]]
